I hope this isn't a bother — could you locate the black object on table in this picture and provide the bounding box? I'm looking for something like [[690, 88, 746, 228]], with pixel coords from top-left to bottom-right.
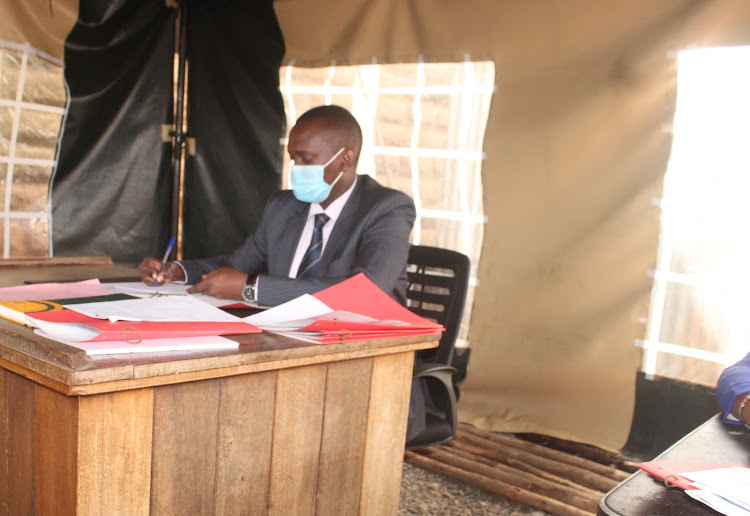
[[598, 414, 750, 516]]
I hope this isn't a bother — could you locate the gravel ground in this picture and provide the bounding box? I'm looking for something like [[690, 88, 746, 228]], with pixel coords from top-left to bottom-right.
[[399, 462, 551, 516]]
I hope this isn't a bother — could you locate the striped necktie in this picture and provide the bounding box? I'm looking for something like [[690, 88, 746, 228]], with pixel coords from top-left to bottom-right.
[[297, 213, 330, 278]]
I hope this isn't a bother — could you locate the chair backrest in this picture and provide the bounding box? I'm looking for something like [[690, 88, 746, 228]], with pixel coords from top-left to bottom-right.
[[405, 245, 470, 365]]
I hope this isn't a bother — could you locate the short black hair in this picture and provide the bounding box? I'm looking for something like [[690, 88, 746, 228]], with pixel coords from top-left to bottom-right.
[[297, 105, 363, 158]]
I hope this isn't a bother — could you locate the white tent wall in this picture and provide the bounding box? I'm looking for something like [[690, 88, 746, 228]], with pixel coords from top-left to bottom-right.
[[3, 0, 750, 449]]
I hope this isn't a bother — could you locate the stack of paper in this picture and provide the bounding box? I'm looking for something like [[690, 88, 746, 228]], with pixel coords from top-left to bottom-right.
[[104, 281, 257, 309], [28, 296, 259, 342], [0, 280, 259, 355], [640, 461, 750, 515], [245, 273, 443, 343]]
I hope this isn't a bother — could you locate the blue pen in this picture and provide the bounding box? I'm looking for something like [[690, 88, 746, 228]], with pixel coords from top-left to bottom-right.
[[154, 235, 176, 286]]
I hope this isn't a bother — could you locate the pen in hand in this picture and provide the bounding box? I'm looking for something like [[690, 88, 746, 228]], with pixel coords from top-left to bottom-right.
[[153, 235, 176, 286]]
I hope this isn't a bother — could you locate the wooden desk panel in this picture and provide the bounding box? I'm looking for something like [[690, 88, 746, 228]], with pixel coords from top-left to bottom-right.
[[0, 264, 436, 515], [2, 352, 419, 515]]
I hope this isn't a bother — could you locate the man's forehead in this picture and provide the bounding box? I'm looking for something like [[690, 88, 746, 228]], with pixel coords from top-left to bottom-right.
[[290, 120, 336, 147]]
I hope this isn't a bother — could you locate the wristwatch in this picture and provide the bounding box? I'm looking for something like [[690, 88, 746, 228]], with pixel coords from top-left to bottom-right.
[[242, 274, 258, 303]]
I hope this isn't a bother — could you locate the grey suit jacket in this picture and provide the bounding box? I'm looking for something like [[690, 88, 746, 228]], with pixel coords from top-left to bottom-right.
[[182, 174, 416, 306]]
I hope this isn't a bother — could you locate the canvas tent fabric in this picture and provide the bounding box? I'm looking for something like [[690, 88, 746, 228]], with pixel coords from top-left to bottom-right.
[[3, 0, 750, 450]]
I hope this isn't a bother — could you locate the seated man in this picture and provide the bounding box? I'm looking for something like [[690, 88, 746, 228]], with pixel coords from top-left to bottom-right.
[[716, 352, 750, 429], [140, 104, 415, 307], [140, 104, 427, 440]]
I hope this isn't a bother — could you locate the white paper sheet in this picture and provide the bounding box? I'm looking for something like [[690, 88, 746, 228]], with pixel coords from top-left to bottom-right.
[[243, 294, 331, 327], [105, 281, 255, 309], [35, 329, 239, 355], [64, 295, 242, 322], [682, 467, 750, 515]]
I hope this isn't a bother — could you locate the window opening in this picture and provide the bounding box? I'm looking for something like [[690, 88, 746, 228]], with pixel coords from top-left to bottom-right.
[[279, 57, 494, 347], [641, 46, 750, 385], [0, 41, 66, 258]]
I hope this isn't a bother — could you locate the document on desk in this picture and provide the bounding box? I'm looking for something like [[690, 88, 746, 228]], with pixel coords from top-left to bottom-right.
[[60, 295, 241, 322], [27, 296, 260, 342], [34, 331, 240, 355], [105, 281, 255, 309], [244, 273, 443, 344], [681, 467, 750, 516]]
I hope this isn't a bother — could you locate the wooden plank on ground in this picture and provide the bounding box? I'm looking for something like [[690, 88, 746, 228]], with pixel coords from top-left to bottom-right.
[[214, 371, 277, 515], [315, 357, 373, 515], [268, 363, 327, 516]]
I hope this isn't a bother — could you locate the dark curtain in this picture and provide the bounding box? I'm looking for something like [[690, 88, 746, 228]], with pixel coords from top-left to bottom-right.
[[51, 0, 175, 266], [182, 0, 285, 259], [51, 0, 285, 265]]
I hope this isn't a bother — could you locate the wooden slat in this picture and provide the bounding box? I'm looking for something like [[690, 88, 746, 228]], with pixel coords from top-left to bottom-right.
[[315, 358, 373, 515], [76, 389, 155, 514], [150, 379, 221, 514], [63, 339, 437, 396], [214, 371, 277, 515], [0, 323, 91, 370], [358, 351, 415, 515], [35, 384, 78, 515], [0, 369, 8, 516], [268, 364, 327, 516], [6, 371, 35, 516]]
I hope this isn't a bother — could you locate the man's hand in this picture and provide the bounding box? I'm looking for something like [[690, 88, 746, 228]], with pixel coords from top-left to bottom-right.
[[187, 267, 246, 299], [139, 257, 185, 286]]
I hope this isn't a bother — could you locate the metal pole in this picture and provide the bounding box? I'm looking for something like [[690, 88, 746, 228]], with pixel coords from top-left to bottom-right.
[[170, 0, 189, 257]]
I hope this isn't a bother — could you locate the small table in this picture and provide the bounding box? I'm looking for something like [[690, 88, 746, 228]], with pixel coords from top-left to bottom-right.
[[598, 414, 750, 515], [0, 262, 438, 515]]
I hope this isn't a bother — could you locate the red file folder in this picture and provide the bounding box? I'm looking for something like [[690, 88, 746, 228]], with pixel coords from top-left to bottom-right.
[[262, 273, 444, 343], [28, 309, 260, 342], [638, 460, 748, 490]]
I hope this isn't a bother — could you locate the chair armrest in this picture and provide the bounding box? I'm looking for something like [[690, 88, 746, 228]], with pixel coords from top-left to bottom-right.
[[412, 362, 458, 438], [413, 363, 457, 379]]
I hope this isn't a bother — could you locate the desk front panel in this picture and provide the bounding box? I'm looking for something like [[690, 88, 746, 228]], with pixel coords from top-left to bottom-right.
[[1, 351, 414, 515]]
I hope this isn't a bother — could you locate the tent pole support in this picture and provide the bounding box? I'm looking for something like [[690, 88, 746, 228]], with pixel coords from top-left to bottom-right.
[[171, 0, 189, 259]]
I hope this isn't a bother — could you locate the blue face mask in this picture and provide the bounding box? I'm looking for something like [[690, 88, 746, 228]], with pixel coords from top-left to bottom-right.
[[290, 147, 345, 203]]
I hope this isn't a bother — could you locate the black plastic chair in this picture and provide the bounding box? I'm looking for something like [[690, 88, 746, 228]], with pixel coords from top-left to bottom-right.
[[404, 245, 471, 450]]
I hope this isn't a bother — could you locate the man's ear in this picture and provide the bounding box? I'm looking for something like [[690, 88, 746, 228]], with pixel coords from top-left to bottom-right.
[[342, 148, 356, 170]]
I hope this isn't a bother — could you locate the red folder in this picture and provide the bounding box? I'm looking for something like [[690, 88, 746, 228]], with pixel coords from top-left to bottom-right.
[[638, 460, 747, 490], [271, 273, 444, 343], [28, 309, 260, 342], [312, 273, 444, 329]]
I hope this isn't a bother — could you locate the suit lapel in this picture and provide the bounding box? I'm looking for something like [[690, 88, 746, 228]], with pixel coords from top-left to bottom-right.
[[319, 177, 365, 271], [274, 199, 309, 276]]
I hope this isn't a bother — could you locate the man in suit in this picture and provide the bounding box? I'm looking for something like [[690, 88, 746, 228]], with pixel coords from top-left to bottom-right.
[[141, 105, 427, 441], [139, 105, 416, 307]]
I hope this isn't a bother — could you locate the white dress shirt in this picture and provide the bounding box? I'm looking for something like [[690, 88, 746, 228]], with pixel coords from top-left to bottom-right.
[[288, 175, 358, 278]]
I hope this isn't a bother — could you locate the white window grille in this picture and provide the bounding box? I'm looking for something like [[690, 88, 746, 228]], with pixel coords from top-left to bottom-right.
[[0, 41, 66, 258], [279, 57, 494, 347], [640, 46, 750, 386]]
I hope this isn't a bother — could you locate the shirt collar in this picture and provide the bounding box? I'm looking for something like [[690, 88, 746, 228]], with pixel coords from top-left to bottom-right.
[[309, 174, 358, 220]]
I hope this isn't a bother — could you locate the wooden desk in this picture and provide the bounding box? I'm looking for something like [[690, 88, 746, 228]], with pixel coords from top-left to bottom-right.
[[598, 414, 750, 516], [0, 264, 438, 515]]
